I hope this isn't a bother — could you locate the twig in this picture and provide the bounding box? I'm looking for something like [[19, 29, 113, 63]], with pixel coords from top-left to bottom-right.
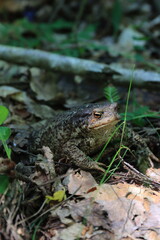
[[123, 161, 160, 189]]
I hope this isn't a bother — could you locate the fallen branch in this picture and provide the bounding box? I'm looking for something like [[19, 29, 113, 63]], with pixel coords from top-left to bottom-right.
[[110, 63, 160, 89], [0, 45, 113, 76], [0, 45, 159, 89]]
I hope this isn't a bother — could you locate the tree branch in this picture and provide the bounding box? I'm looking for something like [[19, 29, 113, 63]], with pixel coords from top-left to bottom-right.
[[0, 45, 113, 76], [0, 45, 159, 89]]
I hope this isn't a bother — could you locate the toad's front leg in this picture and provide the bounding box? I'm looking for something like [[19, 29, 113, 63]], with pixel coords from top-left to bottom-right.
[[62, 144, 106, 172]]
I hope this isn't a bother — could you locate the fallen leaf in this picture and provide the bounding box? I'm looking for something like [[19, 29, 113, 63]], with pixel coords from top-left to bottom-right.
[[46, 188, 66, 203], [67, 170, 97, 195], [56, 223, 84, 240], [0, 86, 55, 118], [146, 167, 160, 182]]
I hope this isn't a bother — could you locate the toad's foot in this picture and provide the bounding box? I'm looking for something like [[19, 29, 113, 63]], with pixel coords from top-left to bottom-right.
[[77, 159, 106, 172]]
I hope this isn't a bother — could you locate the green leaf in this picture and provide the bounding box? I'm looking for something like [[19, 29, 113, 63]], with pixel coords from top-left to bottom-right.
[[0, 127, 11, 141], [120, 105, 160, 126], [52, 19, 73, 30], [0, 175, 9, 194], [112, 0, 123, 36], [77, 24, 96, 40], [104, 86, 120, 103], [0, 106, 9, 125]]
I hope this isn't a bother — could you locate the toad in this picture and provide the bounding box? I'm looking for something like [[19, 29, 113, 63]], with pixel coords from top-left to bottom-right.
[[29, 102, 159, 171]]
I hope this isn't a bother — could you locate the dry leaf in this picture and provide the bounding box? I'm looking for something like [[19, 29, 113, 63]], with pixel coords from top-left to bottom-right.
[[146, 167, 160, 182], [67, 170, 97, 195]]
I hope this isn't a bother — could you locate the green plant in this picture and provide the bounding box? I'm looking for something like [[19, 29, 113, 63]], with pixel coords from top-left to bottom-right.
[[100, 145, 129, 184], [0, 175, 9, 194], [104, 86, 120, 103], [121, 103, 160, 126], [0, 106, 11, 194], [101, 71, 159, 183], [0, 106, 11, 159], [111, 0, 123, 37], [98, 71, 133, 183], [0, 18, 111, 57], [0, 18, 73, 48]]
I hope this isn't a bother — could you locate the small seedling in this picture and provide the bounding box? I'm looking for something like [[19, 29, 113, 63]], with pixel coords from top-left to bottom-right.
[[104, 86, 120, 103]]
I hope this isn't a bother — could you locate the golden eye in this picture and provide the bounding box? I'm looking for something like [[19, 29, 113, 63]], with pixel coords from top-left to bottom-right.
[[93, 111, 103, 119]]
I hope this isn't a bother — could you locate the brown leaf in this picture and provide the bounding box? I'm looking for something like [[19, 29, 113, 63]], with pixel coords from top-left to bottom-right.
[[146, 167, 160, 182], [67, 170, 97, 195]]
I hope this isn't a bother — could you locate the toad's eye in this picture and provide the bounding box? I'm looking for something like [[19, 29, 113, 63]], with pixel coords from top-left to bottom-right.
[[93, 111, 103, 119]]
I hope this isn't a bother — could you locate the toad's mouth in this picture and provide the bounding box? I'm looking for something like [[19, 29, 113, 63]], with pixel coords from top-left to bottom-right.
[[88, 118, 120, 129]]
